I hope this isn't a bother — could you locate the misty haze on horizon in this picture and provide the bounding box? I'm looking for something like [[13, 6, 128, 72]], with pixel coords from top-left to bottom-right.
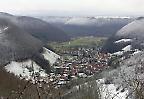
[[0, 0, 144, 17]]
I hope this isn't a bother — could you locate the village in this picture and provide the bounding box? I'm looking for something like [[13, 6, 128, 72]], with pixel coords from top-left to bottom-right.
[[48, 47, 111, 87]]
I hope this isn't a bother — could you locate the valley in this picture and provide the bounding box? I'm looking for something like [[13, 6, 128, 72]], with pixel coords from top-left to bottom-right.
[[3, 36, 111, 99], [45, 36, 112, 98], [0, 12, 143, 99], [49, 37, 109, 79], [48, 36, 107, 52]]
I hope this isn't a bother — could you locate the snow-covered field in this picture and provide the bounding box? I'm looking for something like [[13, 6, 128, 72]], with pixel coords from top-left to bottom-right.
[[5, 60, 47, 80], [42, 47, 60, 65]]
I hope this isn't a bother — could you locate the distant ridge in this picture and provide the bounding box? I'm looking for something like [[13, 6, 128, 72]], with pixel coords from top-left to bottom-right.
[[40, 16, 134, 38], [0, 12, 70, 42], [102, 18, 144, 53]]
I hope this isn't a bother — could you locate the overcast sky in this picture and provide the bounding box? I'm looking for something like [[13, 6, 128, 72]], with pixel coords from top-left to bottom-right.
[[0, 0, 144, 16]]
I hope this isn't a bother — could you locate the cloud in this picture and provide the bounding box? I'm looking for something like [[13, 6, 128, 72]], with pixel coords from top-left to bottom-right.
[[0, 0, 144, 16]]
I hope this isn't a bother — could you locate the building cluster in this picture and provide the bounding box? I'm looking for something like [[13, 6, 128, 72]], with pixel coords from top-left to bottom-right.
[[49, 48, 111, 86]]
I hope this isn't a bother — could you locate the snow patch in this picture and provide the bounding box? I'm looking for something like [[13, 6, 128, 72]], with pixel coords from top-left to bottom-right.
[[96, 79, 128, 99], [5, 60, 47, 80], [115, 39, 132, 43], [3, 26, 8, 31], [132, 49, 142, 55], [65, 17, 95, 25], [113, 51, 124, 56], [122, 45, 132, 51], [113, 45, 132, 55], [42, 47, 60, 65], [41, 16, 70, 24], [0, 26, 8, 33], [94, 16, 131, 19]]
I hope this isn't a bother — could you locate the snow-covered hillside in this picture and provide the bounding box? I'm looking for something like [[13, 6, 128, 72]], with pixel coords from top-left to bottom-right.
[[38, 16, 133, 38], [40, 16, 70, 24], [101, 18, 144, 98], [5, 60, 47, 80], [65, 17, 96, 26], [42, 47, 60, 65], [5, 47, 60, 81], [96, 79, 128, 99], [116, 18, 144, 37], [102, 18, 144, 53], [106, 51, 144, 98], [41, 16, 133, 26]]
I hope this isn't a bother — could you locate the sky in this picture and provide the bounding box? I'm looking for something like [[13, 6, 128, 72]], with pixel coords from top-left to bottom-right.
[[0, 0, 144, 16]]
